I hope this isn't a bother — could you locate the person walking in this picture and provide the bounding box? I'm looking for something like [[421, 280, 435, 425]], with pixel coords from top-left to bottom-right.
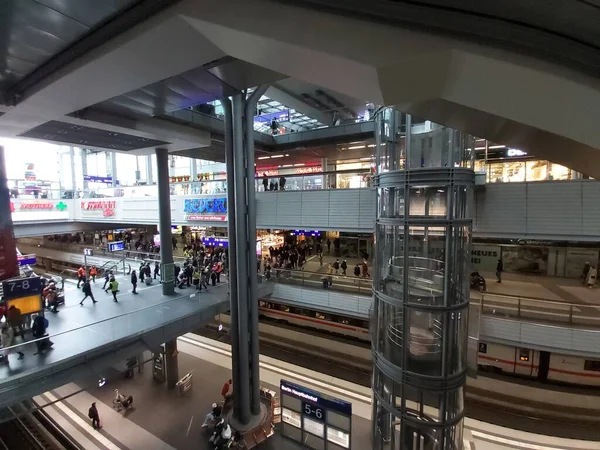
[[6, 305, 24, 341], [80, 279, 97, 305], [341, 259, 348, 276], [154, 262, 160, 280], [1, 322, 24, 361], [139, 262, 146, 283], [326, 239, 331, 254], [77, 266, 85, 288], [327, 264, 334, 288], [131, 270, 138, 294], [107, 277, 119, 302], [318, 251, 323, 267], [88, 402, 101, 430], [333, 259, 340, 275], [89, 266, 98, 283], [262, 176, 268, 192], [102, 271, 112, 290], [496, 259, 503, 283]]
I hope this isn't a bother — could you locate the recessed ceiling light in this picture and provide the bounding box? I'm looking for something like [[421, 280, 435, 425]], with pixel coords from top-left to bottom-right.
[[271, 155, 284, 158], [348, 145, 366, 150], [294, 163, 305, 166], [258, 156, 270, 160]]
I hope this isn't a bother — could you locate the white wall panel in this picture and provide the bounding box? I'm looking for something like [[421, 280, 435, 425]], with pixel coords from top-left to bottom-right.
[[271, 284, 371, 317], [527, 183, 582, 235], [475, 184, 526, 235]]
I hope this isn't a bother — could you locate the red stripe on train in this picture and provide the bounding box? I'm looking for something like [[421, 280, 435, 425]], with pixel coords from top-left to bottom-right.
[[478, 355, 600, 378], [478, 354, 538, 369], [260, 308, 369, 333]]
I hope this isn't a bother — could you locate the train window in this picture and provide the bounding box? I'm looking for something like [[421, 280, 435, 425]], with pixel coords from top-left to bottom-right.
[[518, 348, 530, 362], [584, 360, 600, 372]]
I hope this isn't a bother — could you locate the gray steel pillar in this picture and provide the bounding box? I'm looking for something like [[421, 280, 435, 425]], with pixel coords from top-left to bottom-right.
[[0, 146, 19, 281], [110, 151, 117, 187], [69, 147, 77, 190], [146, 155, 153, 184], [165, 340, 179, 389], [155, 148, 175, 295], [223, 97, 242, 421], [372, 108, 474, 450], [245, 86, 268, 415], [225, 86, 269, 427], [81, 149, 89, 191]]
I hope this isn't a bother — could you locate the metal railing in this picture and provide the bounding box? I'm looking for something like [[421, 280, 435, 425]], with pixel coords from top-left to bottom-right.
[[262, 268, 600, 329], [7, 169, 373, 200], [261, 266, 373, 296], [473, 293, 600, 327]]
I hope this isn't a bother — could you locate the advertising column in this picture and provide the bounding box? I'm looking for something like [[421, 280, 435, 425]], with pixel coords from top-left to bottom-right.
[[0, 146, 19, 281]]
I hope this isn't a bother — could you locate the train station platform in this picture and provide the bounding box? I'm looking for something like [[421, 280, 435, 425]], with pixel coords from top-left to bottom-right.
[[32, 334, 600, 450], [0, 276, 229, 410]]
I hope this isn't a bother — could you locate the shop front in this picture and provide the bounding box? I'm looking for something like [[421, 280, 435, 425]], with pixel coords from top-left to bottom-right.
[[472, 241, 600, 278]]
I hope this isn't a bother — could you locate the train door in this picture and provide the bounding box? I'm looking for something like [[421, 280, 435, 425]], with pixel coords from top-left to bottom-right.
[[537, 351, 551, 381]]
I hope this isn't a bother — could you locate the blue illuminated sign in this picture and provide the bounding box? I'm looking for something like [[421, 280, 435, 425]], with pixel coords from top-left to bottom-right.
[[108, 241, 125, 252], [17, 254, 37, 266], [184, 198, 227, 214], [201, 237, 228, 248], [280, 380, 352, 417]]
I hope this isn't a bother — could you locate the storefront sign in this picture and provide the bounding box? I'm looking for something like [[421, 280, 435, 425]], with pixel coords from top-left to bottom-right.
[[471, 244, 501, 271], [20, 202, 53, 210], [184, 198, 227, 221], [81, 200, 116, 217], [257, 170, 280, 177], [295, 166, 322, 174], [201, 237, 228, 247]]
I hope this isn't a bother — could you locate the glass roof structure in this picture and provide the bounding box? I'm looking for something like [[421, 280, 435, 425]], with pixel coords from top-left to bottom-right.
[[204, 93, 327, 135]]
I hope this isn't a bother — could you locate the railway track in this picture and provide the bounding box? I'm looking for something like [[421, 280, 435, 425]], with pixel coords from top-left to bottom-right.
[[0, 403, 81, 450]]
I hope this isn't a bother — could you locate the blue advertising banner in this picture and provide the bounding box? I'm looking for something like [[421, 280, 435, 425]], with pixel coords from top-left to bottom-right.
[[184, 198, 227, 214]]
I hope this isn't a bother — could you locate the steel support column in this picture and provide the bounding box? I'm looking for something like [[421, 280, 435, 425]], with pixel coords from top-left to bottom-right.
[[0, 146, 19, 281], [155, 148, 174, 295], [245, 85, 268, 416], [223, 97, 242, 422], [225, 85, 269, 427]]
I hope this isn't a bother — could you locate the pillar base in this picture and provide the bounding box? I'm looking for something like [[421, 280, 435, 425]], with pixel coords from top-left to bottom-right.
[[227, 403, 274, 446], [161, 281, 175, 296]]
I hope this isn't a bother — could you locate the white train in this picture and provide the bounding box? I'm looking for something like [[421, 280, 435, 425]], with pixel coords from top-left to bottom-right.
[[249, 300, 600, 388], [477, 341, 600, 387]]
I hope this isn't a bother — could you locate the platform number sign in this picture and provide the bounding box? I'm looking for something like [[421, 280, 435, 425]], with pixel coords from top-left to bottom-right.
[[2, 276, 42, 301], [304, 402, 325, 421], [478, 342, 488, 354]]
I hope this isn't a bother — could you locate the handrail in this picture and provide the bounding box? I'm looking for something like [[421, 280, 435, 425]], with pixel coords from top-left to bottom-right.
[[263, 267, 600, 327]]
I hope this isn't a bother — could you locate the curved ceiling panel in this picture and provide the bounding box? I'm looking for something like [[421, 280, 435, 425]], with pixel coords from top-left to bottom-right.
[[0, 0, 142, 94], [279, 0, 600, 77]]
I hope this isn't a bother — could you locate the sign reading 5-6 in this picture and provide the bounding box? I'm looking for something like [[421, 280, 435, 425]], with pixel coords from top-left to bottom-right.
[[184, 198, 227, 214]]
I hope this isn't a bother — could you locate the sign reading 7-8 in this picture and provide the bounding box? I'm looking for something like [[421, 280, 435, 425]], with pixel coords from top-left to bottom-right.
[[2, 277, 42, 301]]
